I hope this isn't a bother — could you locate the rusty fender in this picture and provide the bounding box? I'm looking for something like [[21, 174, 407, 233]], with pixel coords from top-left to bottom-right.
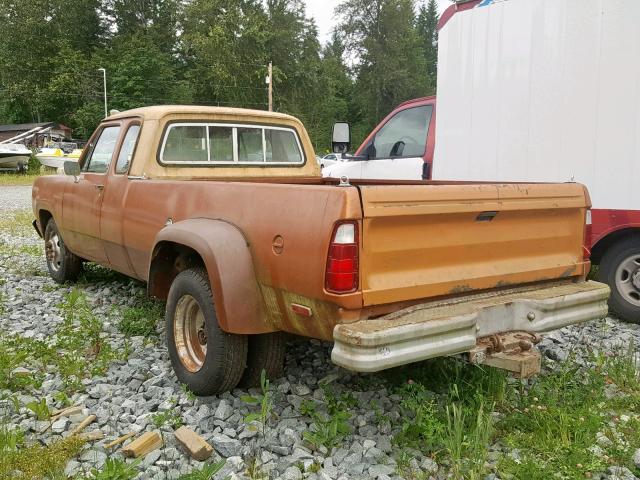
[[149, 218, 271, 335]]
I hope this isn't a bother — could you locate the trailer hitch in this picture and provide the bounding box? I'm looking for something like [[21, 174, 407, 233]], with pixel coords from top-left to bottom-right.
[[468, 331, 542, 378]]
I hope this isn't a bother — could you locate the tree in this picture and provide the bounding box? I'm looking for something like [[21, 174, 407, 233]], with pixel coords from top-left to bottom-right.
[[103, 0, 181, 53], [338, 0, 430, 131], [416, 0, 439, 91]]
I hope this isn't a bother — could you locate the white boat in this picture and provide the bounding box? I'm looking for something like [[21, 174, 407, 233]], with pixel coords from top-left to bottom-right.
[[36, 143, 82, 170], [0, 143, 31, 172]]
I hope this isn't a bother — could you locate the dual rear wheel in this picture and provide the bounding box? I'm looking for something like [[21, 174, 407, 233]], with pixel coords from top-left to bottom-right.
[[166, 268, 286, 395]]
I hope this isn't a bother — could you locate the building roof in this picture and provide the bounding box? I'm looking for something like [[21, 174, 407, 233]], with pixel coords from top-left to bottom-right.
[[0, 122, 55, 132]]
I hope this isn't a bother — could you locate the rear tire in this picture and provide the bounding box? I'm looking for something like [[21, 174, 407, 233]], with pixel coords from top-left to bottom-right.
[[598, 236, 640, 324], [44, 219, 81, 284], [166, 268, 248, 395], [238, 332, 287, 388]]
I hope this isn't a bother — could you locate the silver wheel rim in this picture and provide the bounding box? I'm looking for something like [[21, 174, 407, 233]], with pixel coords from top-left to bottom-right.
[[45, 231, 63, 272], [615, 253, 640, 307], [173, 295, 208, 373]]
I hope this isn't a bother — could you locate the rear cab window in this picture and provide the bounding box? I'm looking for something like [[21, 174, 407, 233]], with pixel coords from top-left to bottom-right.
[[159, 123, 305, 166]]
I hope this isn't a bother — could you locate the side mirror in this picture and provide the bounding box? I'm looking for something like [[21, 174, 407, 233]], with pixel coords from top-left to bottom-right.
[[332, 122, 351, 155], [63, 161, 81, 178]]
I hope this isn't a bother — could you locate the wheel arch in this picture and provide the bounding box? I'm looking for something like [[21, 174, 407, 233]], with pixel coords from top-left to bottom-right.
[[149, 218, 271, 335], [38, 209, 54, 233], [591, 227, 640, 264]]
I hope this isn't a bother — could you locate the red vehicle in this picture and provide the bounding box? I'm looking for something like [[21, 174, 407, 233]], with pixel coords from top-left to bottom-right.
[[324, 0, 640, 322]]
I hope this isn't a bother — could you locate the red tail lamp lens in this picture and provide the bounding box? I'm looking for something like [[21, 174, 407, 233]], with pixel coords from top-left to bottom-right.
[[325, 222, 358, 293]]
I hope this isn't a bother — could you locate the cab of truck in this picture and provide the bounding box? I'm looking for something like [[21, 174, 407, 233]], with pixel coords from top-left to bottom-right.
[[322, 96, 436, 181]]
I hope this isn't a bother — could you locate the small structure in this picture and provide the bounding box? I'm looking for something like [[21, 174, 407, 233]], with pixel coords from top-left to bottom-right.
[[0, 122, 73, 147]]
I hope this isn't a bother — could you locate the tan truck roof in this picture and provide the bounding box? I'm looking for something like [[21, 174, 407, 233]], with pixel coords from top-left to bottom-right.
[[106, 105, 320, 179]]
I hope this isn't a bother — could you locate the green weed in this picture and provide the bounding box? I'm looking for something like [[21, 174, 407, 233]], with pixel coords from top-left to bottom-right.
[[117, 297, 164, 337], [178, 460, 226, 480], [151, 401, 183, 430], [303, 386, 351, 450], [0, 289, 124, 395], [242, 370, 273, 436], [25, 397, 51, 421], [88, 458, 141, 480]]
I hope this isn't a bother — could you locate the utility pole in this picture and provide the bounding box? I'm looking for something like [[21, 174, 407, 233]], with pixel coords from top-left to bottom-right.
[[98, 68, 108, 118], [267, 62, 273, 112]]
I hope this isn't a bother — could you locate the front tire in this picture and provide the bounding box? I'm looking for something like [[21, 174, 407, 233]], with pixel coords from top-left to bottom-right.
[[598, 236, 640, 324], [44, 219, 81, 284], [166, 268, 248, 395]]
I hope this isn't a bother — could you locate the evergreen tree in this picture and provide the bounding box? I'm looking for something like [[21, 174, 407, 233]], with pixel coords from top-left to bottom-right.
[[338, 0, 430, 131], [416, 0, 439, 92]]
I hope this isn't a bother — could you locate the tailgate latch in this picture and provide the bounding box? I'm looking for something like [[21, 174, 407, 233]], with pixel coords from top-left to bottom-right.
[[468, 331, 542, 378]]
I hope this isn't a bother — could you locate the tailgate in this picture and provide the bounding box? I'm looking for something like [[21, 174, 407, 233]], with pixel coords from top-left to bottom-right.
[[358, 183, 590, 306]]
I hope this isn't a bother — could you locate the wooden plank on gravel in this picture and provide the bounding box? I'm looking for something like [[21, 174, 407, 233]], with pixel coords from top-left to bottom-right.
[[70, 415, 97, 435], [105, 432, 135, 449], [50, 405, 83, 421], [121, 431, 163, 458], [79, 430, 104, 441], [174, 426, 213, 461]]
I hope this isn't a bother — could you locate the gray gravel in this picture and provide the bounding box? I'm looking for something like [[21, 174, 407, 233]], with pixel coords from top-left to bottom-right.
[[0, 185, 32, 211], [1, 186, 639, 480]]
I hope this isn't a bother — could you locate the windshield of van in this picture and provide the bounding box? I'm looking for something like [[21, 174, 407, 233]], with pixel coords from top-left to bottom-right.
[[371, 105, 432, 159]]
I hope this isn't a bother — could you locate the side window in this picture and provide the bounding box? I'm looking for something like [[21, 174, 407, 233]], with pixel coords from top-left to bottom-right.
[[237, 128, 264, 162], [83, 126, 121, 173], [265, 129, 302, 163], [372, 105, 432, 159], [163, 125, 207, 162], [115, 125, 140, 174], [208, 126, 233, 162]]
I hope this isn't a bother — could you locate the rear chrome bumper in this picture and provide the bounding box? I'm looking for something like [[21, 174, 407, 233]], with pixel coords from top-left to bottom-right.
[[331, 280, 610, 372]]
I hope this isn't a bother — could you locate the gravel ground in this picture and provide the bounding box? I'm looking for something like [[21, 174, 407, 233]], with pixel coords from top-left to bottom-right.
[[1, 186, 639, 480], [0, 186, 32, 211]]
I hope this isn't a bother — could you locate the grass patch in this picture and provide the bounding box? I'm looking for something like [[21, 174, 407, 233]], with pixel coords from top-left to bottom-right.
[[302, 386, 353, 450], [117, 297, 164, 337], [0, 431, 84, 480], [78, 263, 130, 286], [0, 173, 40, 186], [0, 289, 125, 395], [0, 210, 36, 237], [389, 360, 505, 479], [496, 345, 640, 479]]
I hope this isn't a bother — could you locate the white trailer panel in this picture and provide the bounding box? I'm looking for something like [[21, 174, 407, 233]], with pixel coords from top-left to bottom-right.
[[434, 0, 640, 211]]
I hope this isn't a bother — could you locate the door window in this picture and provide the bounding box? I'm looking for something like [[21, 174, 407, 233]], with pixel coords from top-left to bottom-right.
[[84, 126, 122, 173], [115, 125, 140, 174], [372, 105, 432, 159]]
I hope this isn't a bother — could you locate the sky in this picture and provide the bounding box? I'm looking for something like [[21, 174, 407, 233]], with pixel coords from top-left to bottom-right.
[[304, 0, 452, 44]]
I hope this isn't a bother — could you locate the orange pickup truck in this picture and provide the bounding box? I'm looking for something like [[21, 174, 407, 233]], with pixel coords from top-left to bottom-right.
[[32, 106, 609, 395]]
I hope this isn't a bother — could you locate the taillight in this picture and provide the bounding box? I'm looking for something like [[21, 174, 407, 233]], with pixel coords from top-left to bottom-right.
[[325, 222, 359, 294]]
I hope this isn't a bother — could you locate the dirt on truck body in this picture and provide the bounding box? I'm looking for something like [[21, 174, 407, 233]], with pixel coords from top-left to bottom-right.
[[31, 106, 610, 395]]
